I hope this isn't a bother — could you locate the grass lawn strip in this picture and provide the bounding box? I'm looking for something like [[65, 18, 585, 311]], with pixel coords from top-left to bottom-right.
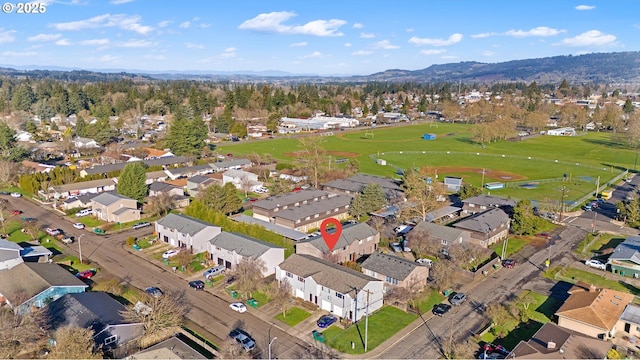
[[415, 288, 445, 314], [274, 306, 311, 327], [556, 267, 639, 295], [323, 306, 417, 354]]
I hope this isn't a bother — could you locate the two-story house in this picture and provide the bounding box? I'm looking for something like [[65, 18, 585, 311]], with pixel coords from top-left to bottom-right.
[[461, 195, 517, 216], [322, 173, 403, 202], [252, 189, 331, 222], [148, 182, 190, 208], [208, 232, 285, 277], [295, 222, 380, 263], [222, 169, 261, 192], [451, 208, 510, 247], [50, 178, 116, 199], [90, 192, 140, 223], [186, 175, 219, 197], [361, 252, 429, 292], [276, 254, 383, 321], [155, 213, 221, 254], [409, 221, 471, 249]]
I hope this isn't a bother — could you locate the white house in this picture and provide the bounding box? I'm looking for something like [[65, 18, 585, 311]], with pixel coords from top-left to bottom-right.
[[276, 254, 384, 321], [73, 137, 99, 148], [208, 232, 285, 277], [222, 169, 261, 191], [155, 213, 221, 254], [546, 127, 576, 136], [14, 131, 33, 142]]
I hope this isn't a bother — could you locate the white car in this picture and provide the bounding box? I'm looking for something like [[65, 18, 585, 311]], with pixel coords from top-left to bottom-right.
[[73, 223, 85, 229], [10, 192, 21, 198], [416, 258, 433, 266], [229, 302, 247, 313], [162, 249, 180, 259], [585, 259, 607, 270]]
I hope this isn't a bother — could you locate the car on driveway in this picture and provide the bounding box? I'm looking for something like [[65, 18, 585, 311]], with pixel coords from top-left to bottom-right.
[[162, 249, 180, 259], [228, 329, 256, 352], [188, 280, 205, 290], [416, 258, 433, 266], [132, 222, 151, 229], [432, 303, 452, 316], [502, 259, 517, 268], [390, 242, 403, 252], [316, 314, 337, 328], [145, 287, 164, 298], [73, 222, 85, 229], [449, 292, 467, 306], [76, 269, 95, 280], [585, 259, 607, 270], [10, 192, 21, 198], [203, 265, 226, 279], [229, 302, 247, 313], [45, 228, 61, 236], [12, 210, 22, 215]]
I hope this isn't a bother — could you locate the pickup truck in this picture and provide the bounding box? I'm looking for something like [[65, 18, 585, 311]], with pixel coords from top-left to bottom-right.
[[61, 236, 74, 245]]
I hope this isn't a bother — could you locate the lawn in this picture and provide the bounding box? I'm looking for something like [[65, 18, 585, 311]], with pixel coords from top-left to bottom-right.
[[274, 306, 311, 327], [219, 124, 634, 204], [250, 290, 271, 307], [414, 288, 445, 314], [556, 267, 640, 295], [76, 216, 104, 227], [491, 236, 529, 258], [55, 255, 95, 272], [575, 233, 625, 258], [323, 306, 417, 354]]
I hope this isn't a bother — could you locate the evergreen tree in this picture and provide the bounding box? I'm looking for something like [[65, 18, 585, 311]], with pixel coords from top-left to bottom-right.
[[511, 200, 542, 235], [198, 183, 242, 215], [360, 183, 386, 212], [116, 161, 147, 203], [458, 184, 482, 200], [349, 194, 367, 219]]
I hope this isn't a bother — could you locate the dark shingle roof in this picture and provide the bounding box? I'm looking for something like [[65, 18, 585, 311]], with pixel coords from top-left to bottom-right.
[[275, 195, 351, 221], [412, 222, 467, 243], [92, 192, 136, 206], [323, 173, 403, 199], [156, 213, 218, 236], [361, 252, 419, 281], [452, 208, 509, 234], [209, 232, 282, 258], [0, 263, 87, 305], [609, 236, 640, 264], [252, 189, 331, 210], [148, 181, 177, 193], [299, 223, 378, 252], [211, 158, 252, 170], [83, 156, 191, 175], [463, 195, 517, 208], [52, 178, 116, 193], [47, 292, 129, 331]]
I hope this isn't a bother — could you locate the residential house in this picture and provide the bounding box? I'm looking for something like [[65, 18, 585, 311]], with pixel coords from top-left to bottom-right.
[[410, 221, 471, 249], [276, 254, 383, 321], [322, 173, 403, 202], [615, 304, 640, 342], [79, 156, 191, 178], [21, 160, 55, 173], [144, 170, 169, 184], [246, 125, 267, 138], [148, 182, 189, 208], [47, 292, 144, 350], [129, 335, 207, 359], [555, 283, 633, 339], [222, 169, 261, 192], [208, 232, 284, 277], [90, 192, 140, 223], [0, 238, 24, 270], [186, 174, 221, 197], [231, 214, 309, 241], [451, 208, 510, 247], [607, 236, 640, 277], [59, 193, 99, 211], [74, 137, 100, 148], [278, 169, 308, 183], [164, 164, 214, 180], [252, 189, 332, 223], [50, 178, 116, 199], [15, 130, 33, 142], [295, 223, 380, 263], [271, 195, 351, 232], [210, 158, 252, 172], [423, 205, 462, 223], [461, 195, 517, 215], [143, 148, 175, 160], [443, 176, 463, 192], [361, 252, 429, 292], [0, 262, 87, 314], [155, 213, 221, 254], [509, 322, 612, 359]]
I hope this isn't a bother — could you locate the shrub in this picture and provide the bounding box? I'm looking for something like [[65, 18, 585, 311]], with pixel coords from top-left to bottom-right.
[[126, 236, 136, 246]]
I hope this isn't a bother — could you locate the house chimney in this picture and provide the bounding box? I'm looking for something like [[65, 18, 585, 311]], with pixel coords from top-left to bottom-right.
[[589, 284, 597, 292], [547, 341, 556, 349]]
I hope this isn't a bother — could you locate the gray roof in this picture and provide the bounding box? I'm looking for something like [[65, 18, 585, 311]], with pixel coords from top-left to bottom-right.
[[452, 208, 510, 234], [187, 175, 213, 185], [156, 213, 218, 236], [463, 194, 517, 208], [146, 170, 168, 179], [412, 222, 467, 243], [620, 304, 640, 326], [82, 156, 191, 175], [275, 195, 352, 221], [609, 236, 640, 264], [424, 205, 461, 222], [231, 214, 308, 241], [211, 158, 252, 170], [323, 173, 403, 199], [361, 252, 419, 281], [52, 178, 116, 193], [148, 181, 178, 192], [299, 223, 378, 252], [510, 322, 611, 359], [165, 164, 212, 176], [252, 189, 331, 210], [209, 232, 282, 258], [19, 245, 53, 258], [0, 238, 22, 251], [278, 254, 379, 295], [132, 335, 207, 359], [92, 191, 136, 206], [0, 263, 87, 305], [47, 292, 130, 332]]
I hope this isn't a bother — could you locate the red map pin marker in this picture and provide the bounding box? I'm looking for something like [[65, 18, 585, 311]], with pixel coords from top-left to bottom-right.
[[320, 218, 342, 252]]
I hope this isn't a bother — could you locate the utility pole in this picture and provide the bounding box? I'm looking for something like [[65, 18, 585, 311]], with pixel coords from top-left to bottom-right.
[[595, 176, 600, 197], [481, 168, 486, 192], [559, 186, 566, 222], [364, 289, 370, 352]]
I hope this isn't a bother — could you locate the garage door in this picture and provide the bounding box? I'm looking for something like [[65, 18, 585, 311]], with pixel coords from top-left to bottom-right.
[[321, 300, 331, 311], [333, 307, 343, 317], [295, 289, 304, 299]]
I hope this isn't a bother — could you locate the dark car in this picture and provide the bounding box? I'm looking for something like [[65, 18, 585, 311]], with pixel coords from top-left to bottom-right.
[[502, 259, 516, 268], [449, 292, 467, 306], [12, 210, 22, 215], [229, 329, 256, 352], [22, 217, 37, 223], [316, 315, 338, 328], [432, 303, 452, 316], [145, 287, 163, 298], [188, 280, 205, 290]]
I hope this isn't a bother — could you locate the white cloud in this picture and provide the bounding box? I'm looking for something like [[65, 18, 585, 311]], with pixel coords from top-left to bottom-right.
[[575, 5, 595, 10], [239, 11, 345, 37], [352, 22, 363, 29], [110, 0, 135, 4], [28, 33, 62, 42], [441, 55, 458, 60], [120, 39, 153, 48], [179, 21, 191, 28], [185, 42, 204, 49], [290, 41, 307, 47], [299, 51, 323, 59], [360, 32, 375, 39], [352, 50, 373, 56], [420, 49, 446, 55], [220, 47, 236, 58], [505, 26, 565, 37], [0, 29, 16, 44], [50, 13, 153, 35], [471, 32, 497, 39], [372, 40, 399, 50], [409, 33, 463, 46], [405, 28, 414, 33], [55, 39, 71, 46], [344, 42, 352, 47], [2, 51, 37, 57], [199, 23, 212, 28], [96, 54, 120, 62], [80, 38, 109, 46], [157, 20, 172, 28], [481, 50, 495, 57], [558, 30, 616, 47]]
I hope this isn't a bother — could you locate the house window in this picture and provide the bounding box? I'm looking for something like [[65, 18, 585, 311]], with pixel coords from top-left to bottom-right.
[[295, 202, 300, 206], [314, 214, 319, 218], [441, 239, 448, 246], [283, 205, 288, 209], [469, 204, 475, 207], [274, 208, 279, 212], [326, 211, 330, 215], [359, 240, 363, 244], [306, 216, 310, 220], [104, 335, 118, 346], [336, 292, 343, 299], [297, 276, 305, 283], [286, 272, 293, 278]]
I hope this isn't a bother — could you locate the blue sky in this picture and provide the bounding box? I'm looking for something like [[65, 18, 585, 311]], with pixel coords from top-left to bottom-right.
[[0, 0, 638, 75]]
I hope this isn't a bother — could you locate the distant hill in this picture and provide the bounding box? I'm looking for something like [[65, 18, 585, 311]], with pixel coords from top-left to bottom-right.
[[1, 51, 639, 84]]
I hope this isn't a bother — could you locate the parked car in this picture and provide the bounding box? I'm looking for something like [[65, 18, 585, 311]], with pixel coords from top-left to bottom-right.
[[536, 232, 552, 239], [228, 329, 256, 352], [10, 192, 21, 198], [449, 292, 467, 306], [585, 259, 607, 270], [12, 210, 22, 215], [229, 302, 247, 313], [416, 258, 433, 266], [583, 204, 593, 211], [432, 303, 452, 316], [45, 228, 61, 236], [162, 249, 180, 259], [203, 265, 226, 279], [76, 269, 95, 280], [0, 191, 9, 195], [316, 314, 337, 328], [394, 225, 414, 234], [132, 222, 151, 229], [188, 280, 205, 290], [76, 209, 92, 217], [73, 222, 85, 229], [61, 236, 74, 245], [22, 217, 36, 223], [502, 259, 517, 268], [145, 287, 164, 298], [390, 242, 403, 252], [483, 344, 510, 356]]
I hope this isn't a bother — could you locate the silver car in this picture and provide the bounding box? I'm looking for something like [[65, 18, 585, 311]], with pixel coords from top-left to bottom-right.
[[449, 292, 466, 306]]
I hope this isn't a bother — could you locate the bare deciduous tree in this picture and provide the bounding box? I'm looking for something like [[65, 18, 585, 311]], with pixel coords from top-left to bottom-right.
[[406, 228, 441, 258], [48, 326, 101, 359], [145, 192, 176, 217], [269, 280, 293, 318], [0, 160, 19, 187], [0, 307, 48, 358], [234, 258, 266, 299], [400, 169, 447, 222], [219, 338, 252, 359], [430, 260, 457, 292], [120, 290, 188, 343], [297, 136, 327, 188]]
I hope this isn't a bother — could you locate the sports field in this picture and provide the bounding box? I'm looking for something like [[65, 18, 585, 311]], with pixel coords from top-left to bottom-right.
[[219, 123, 635, 205]]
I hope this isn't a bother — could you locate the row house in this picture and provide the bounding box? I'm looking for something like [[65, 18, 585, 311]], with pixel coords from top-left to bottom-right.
[[272, 195, 352, 232], [252, 189, 332, 223], [295, 222, 380, 263], [452, 208, 510, 247]]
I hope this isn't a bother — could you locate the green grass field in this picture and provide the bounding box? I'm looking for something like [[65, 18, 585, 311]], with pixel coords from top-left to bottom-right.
[[219, 123, 634, 204], [274, 307, 311, 326]]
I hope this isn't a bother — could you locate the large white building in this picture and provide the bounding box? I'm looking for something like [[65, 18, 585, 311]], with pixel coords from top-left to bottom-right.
[[278, 115, 359, 133]]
